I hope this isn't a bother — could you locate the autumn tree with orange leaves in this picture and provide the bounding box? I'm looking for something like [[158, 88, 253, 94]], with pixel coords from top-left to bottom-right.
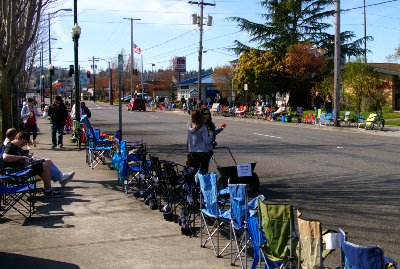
[[282, 42, 327, 107]]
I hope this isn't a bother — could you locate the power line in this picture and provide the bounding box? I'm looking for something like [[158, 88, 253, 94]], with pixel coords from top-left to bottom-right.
[[143, 30, 196, 51], [343, 0, 399, 11]]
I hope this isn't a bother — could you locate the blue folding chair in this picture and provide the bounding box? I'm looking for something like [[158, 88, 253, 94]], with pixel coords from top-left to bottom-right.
[[339, 228, 398, 269], [81, 115, 114, 169], [198, 172, 229, 257], [0, 146, 37, 219]]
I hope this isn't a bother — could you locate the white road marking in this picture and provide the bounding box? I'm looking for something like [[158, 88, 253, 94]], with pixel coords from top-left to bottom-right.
[[253, 132, 283, 139]]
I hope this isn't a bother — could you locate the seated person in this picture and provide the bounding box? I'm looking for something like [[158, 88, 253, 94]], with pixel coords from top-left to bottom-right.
[[264, 105, 272, 120], [2, 131, 74, 196], [272, 104, 286, 120], [3, 128, 17, 146]]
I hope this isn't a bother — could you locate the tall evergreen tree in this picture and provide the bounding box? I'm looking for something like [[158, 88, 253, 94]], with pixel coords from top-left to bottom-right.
[[229, 0, 367, 59]]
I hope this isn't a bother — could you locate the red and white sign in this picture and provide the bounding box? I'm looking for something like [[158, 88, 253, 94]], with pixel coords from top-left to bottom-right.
[[174, 57, 186, 72]]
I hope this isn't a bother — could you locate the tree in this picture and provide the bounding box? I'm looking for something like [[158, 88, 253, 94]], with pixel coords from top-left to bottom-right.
[[0, 0, 50, 139], [229, 1, 334, 56], [342, 61, 383, 112], [212, 65, 234, 98], [282, 42, 328, 107], [229, 0, 367, 61], [233, 49, 281, 105]]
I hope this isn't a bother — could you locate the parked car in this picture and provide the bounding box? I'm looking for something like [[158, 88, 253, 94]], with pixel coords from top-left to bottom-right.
[[127, 98, 146, 111]]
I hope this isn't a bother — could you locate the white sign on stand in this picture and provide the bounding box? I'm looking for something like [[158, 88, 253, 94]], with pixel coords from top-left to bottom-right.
[[237, 163, 252, 177]]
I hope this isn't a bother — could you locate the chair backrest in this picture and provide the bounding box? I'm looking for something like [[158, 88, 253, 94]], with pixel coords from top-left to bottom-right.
[[344, 111, 350, 120], [297, 210, 323, 268], [326, 113, 333, 121], [296, 107, 303, 116], [198, 173, 220, 217], [120, 140, 127, 159], [342, 240, 385, 268], [258, 200, 294, 262], [228, 184, 248, 229], [304, 114, 310, 122], [366, 113, 377, 122], [317, 109, 322, 118]]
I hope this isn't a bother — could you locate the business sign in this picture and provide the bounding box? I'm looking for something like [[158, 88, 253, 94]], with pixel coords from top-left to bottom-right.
[[173, 57, 186, 72]]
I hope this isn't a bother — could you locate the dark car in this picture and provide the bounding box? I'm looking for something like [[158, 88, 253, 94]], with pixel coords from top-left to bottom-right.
[[127, 98, 146, 111]]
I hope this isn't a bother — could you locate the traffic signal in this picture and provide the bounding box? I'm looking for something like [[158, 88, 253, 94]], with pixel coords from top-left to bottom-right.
[[68, 65, 74, 77], [133, 69, 139, 75], [87, 71, 91, 78]]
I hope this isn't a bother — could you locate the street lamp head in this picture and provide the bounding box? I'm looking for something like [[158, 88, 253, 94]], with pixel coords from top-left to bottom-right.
[[71, 23, 81, 39], [41, 75, 45, 79], [48, 64, 53, 70]]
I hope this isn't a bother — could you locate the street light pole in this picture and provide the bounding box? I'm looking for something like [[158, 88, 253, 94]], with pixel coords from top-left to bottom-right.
[[48, 13, 53, 104], [72, 0, 81, 147]]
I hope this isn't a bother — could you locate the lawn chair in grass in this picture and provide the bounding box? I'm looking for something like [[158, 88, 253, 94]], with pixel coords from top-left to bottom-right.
[[339, 228, 398, 269], [364, 111, 385, 130]]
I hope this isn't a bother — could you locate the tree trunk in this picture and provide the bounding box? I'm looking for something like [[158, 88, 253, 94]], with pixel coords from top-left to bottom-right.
[[0, 69, 14, 141]]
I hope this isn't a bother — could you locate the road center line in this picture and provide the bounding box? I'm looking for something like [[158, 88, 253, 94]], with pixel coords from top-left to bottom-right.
[[253, 132, 283, 139]]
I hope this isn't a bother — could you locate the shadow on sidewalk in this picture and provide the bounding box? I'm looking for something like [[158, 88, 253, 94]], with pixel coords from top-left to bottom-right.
[[21, 190, 91, 229], [0, 252, 80, 269]]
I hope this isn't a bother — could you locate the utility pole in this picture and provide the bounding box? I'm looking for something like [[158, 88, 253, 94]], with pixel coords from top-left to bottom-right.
[[189, 0, 215, 104], [334, 0, 341, 127], [109, 61, 113, 105], [363, 0, 367, 63], [89, 56, 100, 102], [123, 17, 141, 98]]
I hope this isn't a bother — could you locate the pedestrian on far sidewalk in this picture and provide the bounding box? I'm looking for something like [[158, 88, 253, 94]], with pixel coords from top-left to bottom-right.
[[21, 97, 40, 147], [80, 102, 91, 118], [48, 96, 68, 148]]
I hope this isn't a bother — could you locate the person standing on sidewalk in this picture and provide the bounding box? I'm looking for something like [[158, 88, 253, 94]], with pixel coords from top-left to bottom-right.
[[21, 97, 40, 147], [48, 96, 68, 148], [312, 91, 324, 116]]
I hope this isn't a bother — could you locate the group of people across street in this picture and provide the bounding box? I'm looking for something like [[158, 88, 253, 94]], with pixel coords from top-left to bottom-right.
[[312, 91, 333, 115]]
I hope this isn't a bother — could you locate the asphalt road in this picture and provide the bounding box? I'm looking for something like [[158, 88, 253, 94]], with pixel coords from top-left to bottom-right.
[[88, 101, 399, 261]]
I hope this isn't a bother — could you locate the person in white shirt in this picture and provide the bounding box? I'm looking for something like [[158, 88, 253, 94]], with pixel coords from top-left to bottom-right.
[[272, 104, 286, 120]]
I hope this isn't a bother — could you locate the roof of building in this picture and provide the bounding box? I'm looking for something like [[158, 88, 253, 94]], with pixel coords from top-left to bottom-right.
[[367, 63, 400, 76], [176, 72, 214, 86]]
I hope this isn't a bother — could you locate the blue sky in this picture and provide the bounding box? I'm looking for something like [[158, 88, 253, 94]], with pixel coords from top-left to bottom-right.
[[49, 0, 400, 73]]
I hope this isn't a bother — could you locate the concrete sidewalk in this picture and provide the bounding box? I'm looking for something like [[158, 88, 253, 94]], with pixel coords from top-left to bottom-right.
[[0, 118, 231, 269]]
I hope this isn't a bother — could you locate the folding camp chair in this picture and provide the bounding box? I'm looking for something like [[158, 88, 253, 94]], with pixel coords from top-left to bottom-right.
[[258, 200, 297, 269], [297, 210, 338, 269], [248, 216, 281, 269], [81, 116, 114, 169], [339, 228, 398, 269], [0, 178, 36, 219], [198, 172, 230, 257], [0, 146, 37, 219], [325, 113, 333, 126], [219, 184, 249, 268]]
